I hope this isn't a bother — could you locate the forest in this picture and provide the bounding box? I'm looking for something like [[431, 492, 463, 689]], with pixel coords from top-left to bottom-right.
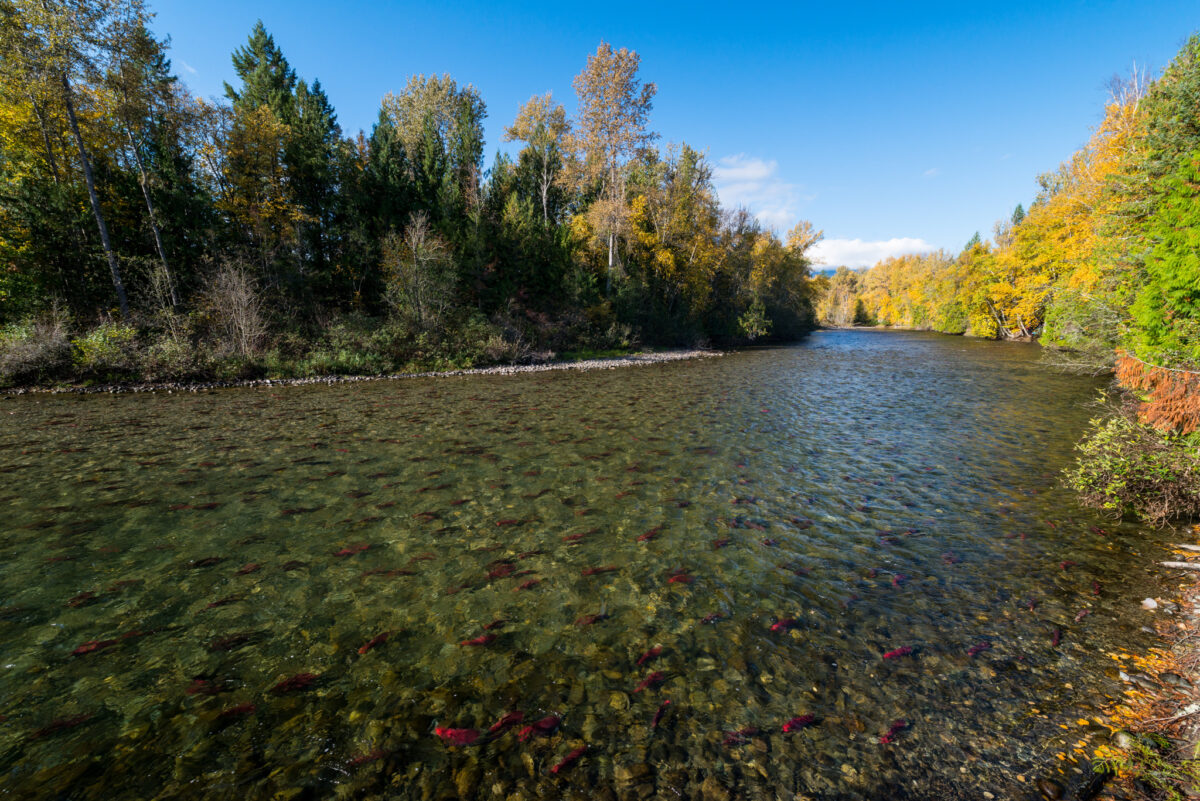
[[814, 35, 1200, 526], [0, 0, 820, 387]]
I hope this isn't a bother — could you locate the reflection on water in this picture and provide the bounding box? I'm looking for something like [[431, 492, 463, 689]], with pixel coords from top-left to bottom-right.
[[0, 331, 1167, 799]]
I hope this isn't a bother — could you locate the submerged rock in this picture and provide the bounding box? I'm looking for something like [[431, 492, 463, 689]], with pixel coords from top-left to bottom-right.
[[1036, 777, 1064, 799], [700, 775, 731, 801]]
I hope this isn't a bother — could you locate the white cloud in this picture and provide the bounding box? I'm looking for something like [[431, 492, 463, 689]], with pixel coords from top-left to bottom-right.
[[922, 167, 940, 177], [712, 153, 811, 232], [809, 237, 936, 269], [179, 59, 198, 75]]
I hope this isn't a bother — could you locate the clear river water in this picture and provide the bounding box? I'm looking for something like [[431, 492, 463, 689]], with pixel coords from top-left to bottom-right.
[[0, 330, 1170, 800]]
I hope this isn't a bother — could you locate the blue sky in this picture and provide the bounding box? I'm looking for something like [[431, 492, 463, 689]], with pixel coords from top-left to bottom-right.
[[152, 0, 1196, 267]]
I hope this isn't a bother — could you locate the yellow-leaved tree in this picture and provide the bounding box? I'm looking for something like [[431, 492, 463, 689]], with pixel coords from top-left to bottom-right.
[[566, 42, 656, 292]]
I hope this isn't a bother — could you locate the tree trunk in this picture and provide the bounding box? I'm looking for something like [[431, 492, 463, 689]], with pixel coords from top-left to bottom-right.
[[125, 126, 177, 306], [540, 155, 550, 223], [62, 73, 128, 316], [607, 232, 614, 294], [985, 299, 1007, 339], [1016, 316, 1032, 339]]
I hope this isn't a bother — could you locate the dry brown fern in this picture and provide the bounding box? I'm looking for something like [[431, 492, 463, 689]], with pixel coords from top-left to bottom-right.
[[1116, 353, 1200, 435]]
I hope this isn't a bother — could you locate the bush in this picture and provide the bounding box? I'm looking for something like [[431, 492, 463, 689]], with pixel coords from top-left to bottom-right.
[[1068, 397, 1200, 526], [203, 264, 266, 357], [139, 334, 208, 382], [1095, 732, 1200, 801], [737, 299, 772, 341], [450, 314, 526, 366], [71, 321, 140, 378], [0, 308, 72, 385]]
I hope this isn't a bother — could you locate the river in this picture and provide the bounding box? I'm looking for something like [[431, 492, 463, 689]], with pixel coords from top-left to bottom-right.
[[0, 329, 1169, 799]]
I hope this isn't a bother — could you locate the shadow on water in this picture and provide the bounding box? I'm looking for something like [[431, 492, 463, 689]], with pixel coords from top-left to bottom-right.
[[0, 330, 1169, 799]]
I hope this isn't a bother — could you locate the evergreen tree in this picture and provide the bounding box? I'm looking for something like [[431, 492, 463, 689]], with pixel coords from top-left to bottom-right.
[[289, 78, 345, 302], [224, 21, 295, 120], [1130, 149, 1200, 365]]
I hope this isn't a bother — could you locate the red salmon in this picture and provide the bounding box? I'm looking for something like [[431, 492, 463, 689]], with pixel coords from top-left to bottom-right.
[[30, 714, 94, 739], [636, 646, 663, 666], [461, 633, 496, 647], [517, 715, 560, 741], [358, 632, 390, 655], [72, 639, 118, 656], [217, 703, 256, 720], [633, 671, 666, 693], [636, 527, 661, 543], [575, 607, 609, 626], [550, 745, 587, 775], [488, 711, 524, 734], [271, 673, 318, 693], [651, 699, 671, 729], [722, 726, 759, 746], [880, 720, 907, 744], [783, 714, 815, 732], [435, 726, 480, 746]]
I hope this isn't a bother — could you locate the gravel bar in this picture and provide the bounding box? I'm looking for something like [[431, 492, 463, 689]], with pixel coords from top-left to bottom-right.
[[1, 349, 723, 396]]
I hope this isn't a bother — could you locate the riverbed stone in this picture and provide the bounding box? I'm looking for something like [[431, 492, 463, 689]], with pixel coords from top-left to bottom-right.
[[1036, 777, 1064, 799], [700, 775, 731, 801]]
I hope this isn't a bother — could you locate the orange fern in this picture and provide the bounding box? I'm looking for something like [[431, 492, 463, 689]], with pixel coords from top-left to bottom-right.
[[1115, 354, 1200, 435]]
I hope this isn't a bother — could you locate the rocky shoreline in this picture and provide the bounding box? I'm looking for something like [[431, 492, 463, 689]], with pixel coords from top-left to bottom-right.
[[0, 349, 722, 396], [1094, 525, 1200, 799]]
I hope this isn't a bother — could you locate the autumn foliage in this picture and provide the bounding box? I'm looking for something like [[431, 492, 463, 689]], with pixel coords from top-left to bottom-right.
[[1115, 355, 1200, 435], [0, 5, 822, 388]]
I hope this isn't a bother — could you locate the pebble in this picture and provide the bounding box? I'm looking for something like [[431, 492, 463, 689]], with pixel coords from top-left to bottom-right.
[[700, 775, 731, 801], [1036, 777, 1064, 799], [613, 763, 652, 787], [1160, 672, 1192, 689]]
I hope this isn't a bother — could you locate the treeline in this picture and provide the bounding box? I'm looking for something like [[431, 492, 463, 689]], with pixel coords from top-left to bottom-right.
[[814, 35, 1200, 524], [0, 0, 820, 385]]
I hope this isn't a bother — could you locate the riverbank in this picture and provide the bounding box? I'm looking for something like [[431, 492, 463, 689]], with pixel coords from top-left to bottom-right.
[[0, 348, 722, 396], [1095, 527, 1200, 798]]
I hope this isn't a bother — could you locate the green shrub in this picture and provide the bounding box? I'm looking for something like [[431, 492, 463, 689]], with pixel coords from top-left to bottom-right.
[[1095, 732, 1200, 801], [71, 322, 140, 378], [296, 348, 392, 377], [737, 299, 771, 341], [140, 335, 208, 382], [1068, 398, 1200, 525], [448, 315, 524, 367]]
